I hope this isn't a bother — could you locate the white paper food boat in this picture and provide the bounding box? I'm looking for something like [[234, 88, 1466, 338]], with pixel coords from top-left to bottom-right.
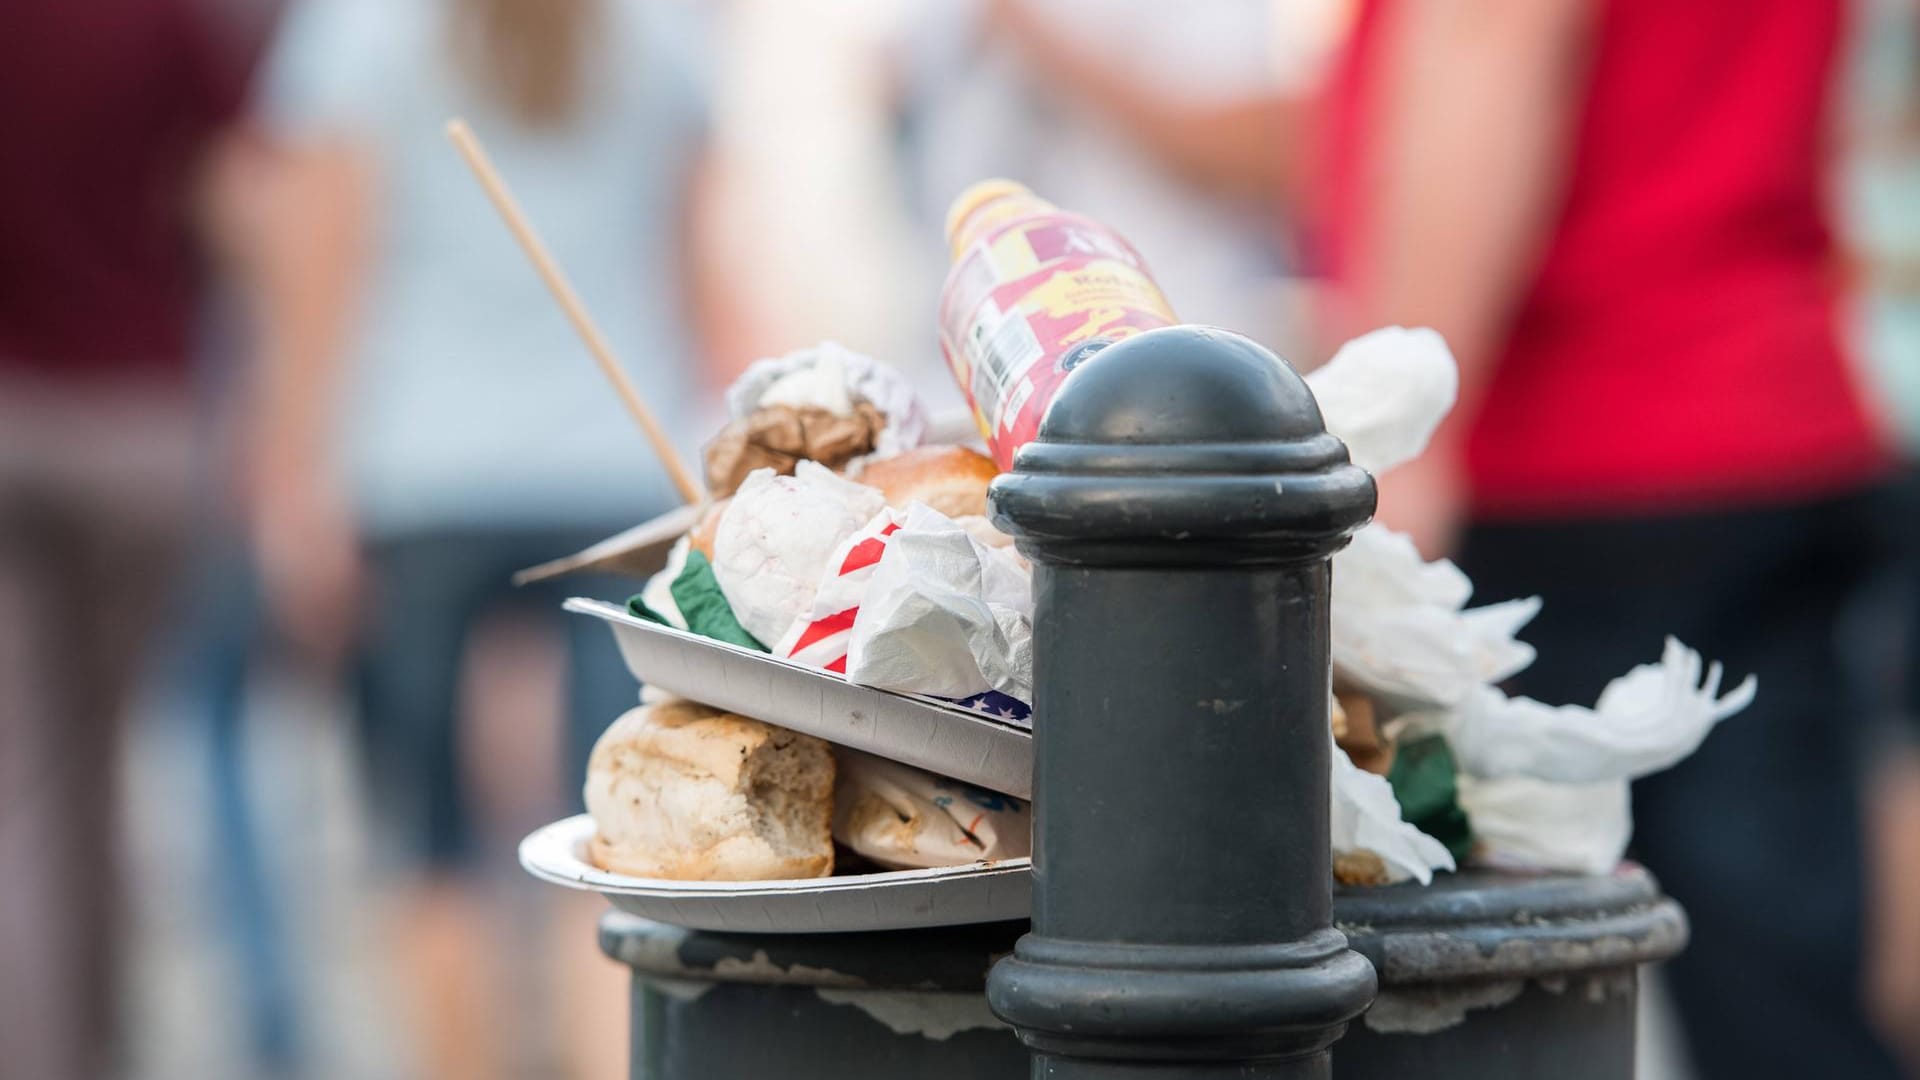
[[566, 598, 1035, 798], [520, 814, 1032, 932]]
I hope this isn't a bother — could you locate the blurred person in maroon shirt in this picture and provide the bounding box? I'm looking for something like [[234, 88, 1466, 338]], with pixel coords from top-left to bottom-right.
[[0, 1, 255, 1076], [1322, 0, 1905, 1075]]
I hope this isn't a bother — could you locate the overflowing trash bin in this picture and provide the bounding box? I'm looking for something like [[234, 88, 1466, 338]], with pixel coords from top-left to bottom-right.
[[510, 180, 1747, 1077]]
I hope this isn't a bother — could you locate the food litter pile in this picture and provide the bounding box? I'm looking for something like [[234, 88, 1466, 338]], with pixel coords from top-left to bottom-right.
[[577, 181, 1754, 888]]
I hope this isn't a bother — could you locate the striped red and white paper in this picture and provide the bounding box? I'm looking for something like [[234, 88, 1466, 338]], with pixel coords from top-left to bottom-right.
[[776, 508, 906, 672]]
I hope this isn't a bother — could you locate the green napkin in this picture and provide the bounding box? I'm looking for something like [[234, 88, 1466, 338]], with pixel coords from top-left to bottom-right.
[[628, 549, 767, 652], [1387, 733, 1474, 863]]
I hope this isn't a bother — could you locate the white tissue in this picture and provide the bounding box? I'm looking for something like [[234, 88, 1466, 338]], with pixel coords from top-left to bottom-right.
[[711, 462, 887, 646], [1305, 326, 1458, 475], [725, 341, 929, 458], [1331, 738, 1457, 885], [757, 348, 856, 416], [846, 504, 1033, 701], [1305, 327, 1753, 877], [1457, 775, 1633, 876], [1417, 637, 1757, 784], [1332, 524, 1540, 711], [1312, 332, 1532, 710]]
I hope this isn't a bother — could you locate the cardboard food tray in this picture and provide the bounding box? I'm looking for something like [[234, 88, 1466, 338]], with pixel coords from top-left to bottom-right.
[[520, 814, 1032, 932], [513, 503, 701, 586], [567, 598, 1034, 798]]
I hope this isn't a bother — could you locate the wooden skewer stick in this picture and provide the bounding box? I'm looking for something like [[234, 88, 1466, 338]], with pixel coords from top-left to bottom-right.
[[445, 118, 703, 505]]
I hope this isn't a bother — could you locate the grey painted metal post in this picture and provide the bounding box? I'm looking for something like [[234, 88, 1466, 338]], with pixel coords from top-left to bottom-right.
[[986, 326, 1381, 1078]]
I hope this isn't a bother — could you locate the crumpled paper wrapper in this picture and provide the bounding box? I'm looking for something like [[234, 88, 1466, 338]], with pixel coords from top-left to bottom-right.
[[774, 504, 909, 670], [704, 402, 887, 498], [846, 504, 1033, 702], [833, 749, 1030, 869], [725, 342, 927, 447], [710, 462, 886, 646], [705, 341, 930, 497]]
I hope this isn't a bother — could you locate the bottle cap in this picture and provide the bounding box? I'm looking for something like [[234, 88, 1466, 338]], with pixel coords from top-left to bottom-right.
[[944, 178, 1035, 258]]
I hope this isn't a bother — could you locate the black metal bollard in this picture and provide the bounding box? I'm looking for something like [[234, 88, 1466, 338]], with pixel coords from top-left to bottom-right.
[[984, 326, 1379, 1077]]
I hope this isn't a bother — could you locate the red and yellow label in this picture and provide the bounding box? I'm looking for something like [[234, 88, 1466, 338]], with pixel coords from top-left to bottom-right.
[[939, 210, 1176, 469]]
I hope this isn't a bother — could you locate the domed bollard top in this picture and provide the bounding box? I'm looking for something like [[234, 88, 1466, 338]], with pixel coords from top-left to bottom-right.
[[991, 326, 1376, 567]]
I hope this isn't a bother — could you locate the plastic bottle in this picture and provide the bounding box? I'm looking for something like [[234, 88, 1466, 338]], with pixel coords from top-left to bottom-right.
[[938, 179, 1178, 468]]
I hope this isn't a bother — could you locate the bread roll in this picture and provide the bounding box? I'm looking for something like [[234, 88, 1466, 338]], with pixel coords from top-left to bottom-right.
[[1334, 690, 1393, 775], [855, 446, 998, 519], [584, 699, 835, 881], [1334, 849, 1391, 887]]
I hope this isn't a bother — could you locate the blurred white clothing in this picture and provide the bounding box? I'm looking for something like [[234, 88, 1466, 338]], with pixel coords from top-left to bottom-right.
[[259, 0, 711, 534]]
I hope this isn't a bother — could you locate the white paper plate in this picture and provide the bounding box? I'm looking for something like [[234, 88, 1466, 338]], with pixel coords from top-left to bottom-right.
[[520, 815, 1033, 932], [566, 598, 1035, 798]]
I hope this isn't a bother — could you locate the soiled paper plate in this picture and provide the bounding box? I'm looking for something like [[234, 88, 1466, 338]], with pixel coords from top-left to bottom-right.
[[520, 815, 1033, 933], [566, 598, 1034, 798]]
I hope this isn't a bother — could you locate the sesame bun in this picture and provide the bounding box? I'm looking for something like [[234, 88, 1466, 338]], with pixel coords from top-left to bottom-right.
[[854, 446, 999, 520]]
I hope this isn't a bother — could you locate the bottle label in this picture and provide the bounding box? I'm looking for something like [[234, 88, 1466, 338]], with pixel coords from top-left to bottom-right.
[[939, 212, 1176, 469]]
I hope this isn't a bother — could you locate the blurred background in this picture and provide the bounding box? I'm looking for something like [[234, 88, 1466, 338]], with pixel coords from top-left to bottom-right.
[[0, 0, 1916, 1077]]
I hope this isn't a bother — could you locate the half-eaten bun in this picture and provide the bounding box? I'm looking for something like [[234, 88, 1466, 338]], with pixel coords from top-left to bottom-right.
[[585, 699, 835, 881]]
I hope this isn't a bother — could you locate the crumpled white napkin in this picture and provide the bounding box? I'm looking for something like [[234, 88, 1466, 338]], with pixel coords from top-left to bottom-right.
[[1306, 328, 1537, 710], [1306, 326, 1757, 878], [1304, 326, 1458, 475], [1331, 736, 1457, 885], [1410, 636, 1757, 784], [1332, 524, 1540, 711], [1456, 774, 1632, 876], [846, 504, 1033, 702], [725, 341, 929, 459]]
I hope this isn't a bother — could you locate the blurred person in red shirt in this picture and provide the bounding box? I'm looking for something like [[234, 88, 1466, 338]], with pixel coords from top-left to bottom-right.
[[0, 1, 258, 1077], [1322, 1, 1904, 1075], [1839, 2, 1920, 1070]]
